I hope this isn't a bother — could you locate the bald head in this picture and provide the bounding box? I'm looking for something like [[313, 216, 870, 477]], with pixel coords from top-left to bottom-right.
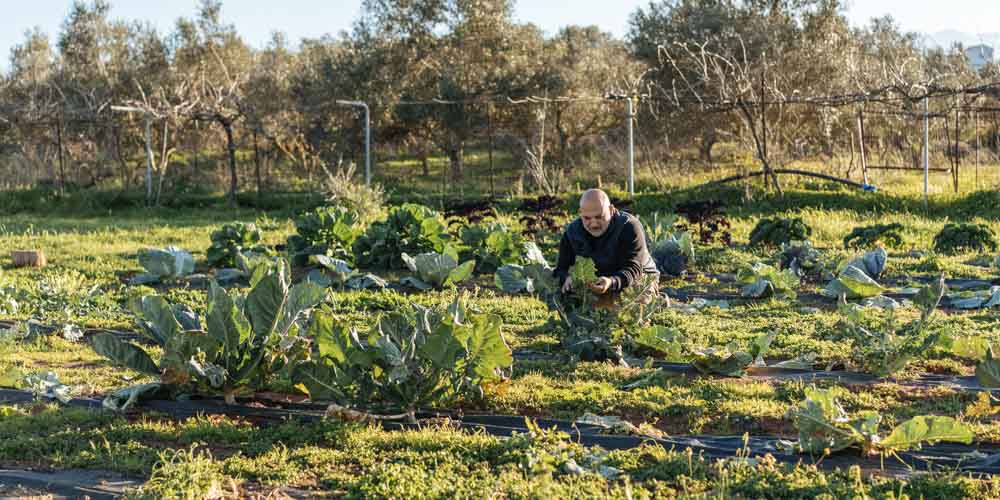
[[579, 188, 613, 237], [579, 189, 610, 211]]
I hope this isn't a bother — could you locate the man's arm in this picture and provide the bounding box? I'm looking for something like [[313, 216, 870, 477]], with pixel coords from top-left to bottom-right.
[[609, 219, 648, 291], [552, 231, 576, 284]]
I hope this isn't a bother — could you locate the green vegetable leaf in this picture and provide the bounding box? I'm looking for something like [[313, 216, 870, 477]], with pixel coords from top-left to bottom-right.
[[880, 416, 974, 451], [91, 332, 161, 376]]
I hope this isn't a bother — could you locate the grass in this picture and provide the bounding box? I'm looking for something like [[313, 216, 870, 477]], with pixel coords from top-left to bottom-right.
[[2, 173, 1000, 496]]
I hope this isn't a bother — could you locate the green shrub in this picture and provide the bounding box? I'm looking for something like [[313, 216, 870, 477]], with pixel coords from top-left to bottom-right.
[[933, 223, 998, 254], [843, 223, 905, 249], [748, 217, 811, 247]]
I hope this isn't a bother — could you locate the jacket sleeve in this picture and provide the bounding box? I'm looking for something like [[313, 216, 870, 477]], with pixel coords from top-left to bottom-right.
[[609, 219, 648, 291], [552, 231, 576, 285]]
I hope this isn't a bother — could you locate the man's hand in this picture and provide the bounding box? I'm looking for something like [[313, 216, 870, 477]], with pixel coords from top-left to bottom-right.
[[588, 277, 613, 295], [561, 276, 573, 293]]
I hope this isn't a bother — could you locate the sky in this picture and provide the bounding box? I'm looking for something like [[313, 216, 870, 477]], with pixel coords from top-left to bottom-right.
[[3, 0, 1000, 67]]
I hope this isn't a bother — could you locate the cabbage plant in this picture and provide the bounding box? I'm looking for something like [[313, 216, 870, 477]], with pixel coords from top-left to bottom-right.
[[93, 258, 326, 408], [130, 246, 195, 285], [786, 387, 972, 455], [823, 247, 887, 299], [737, 263, 799, 299], [294, 296, 512, 421], [400, 250, 475, 290]]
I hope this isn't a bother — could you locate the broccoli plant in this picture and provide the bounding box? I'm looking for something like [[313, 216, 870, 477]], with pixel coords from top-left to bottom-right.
[[933, 222, 998, 254], [843, 223, 905, 249], [92, 258, 327, 408], [749, 217, 811, 247], [833, 276, 946, 377], [294, 296, 512, 421], [129, 247, 195, 285], [286, 206, 363, 267], [786, 387, 973, 456], [352, 204, 452, 269], [206, 222, 270, 268]]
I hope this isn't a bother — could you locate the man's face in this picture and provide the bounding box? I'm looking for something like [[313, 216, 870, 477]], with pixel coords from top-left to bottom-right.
[[579, 200, 611, 237]]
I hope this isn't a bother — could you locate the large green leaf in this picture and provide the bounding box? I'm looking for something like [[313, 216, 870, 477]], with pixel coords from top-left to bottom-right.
[[880, 416, 974, 451], [495, 264, 533, 293], [131, 295, 182, 346], [455, 313, 511, 381], [976, 346, 1000, 388], [206, 281, 252, 362], [790, 388, 862, 454], [91, 332, 161, 376], [824, 265, 885, 299], [276, 282, 327, 336], [444, 260, 476, 287], [633, 325, 684, 359], [245, 266, 288, 337]]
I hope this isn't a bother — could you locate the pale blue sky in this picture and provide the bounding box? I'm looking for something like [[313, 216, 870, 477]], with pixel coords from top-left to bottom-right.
[[3, 0, 1000, 67]]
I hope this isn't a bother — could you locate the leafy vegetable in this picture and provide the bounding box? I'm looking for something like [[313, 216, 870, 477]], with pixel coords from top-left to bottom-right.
[[777, 240, 822, 280], [459, 222, 523, 274], [736, 263, 799, 299], [643, 212, 694, 276], [569, 258, 599, 294], [674, 200, 731, 245], [206, 222, 270, 268], [843, 223, 905, 249], [130, 246, 195, 284], [352, 203, 452, 269], [286, 206, 363, 267], [976, 346, 1000, 388], [788, 387, 973, 455], [690, 332, 775, 377], [823, 247, 887, 299], [401, 250, 476, 290], [493, 242, 558, 295], [834, 276, 945, 377], [933, 223, 997, 254], [92, 258, 327, 406], [749, 217, 811, 247], [295, 296, 512, 420]]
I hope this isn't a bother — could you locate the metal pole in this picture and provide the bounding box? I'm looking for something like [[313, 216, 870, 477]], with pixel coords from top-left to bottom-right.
[[923, 94, 930, 208], [363, 103, 371, 187], [336, 100, 371, 187], [626, 96, 635, 196]]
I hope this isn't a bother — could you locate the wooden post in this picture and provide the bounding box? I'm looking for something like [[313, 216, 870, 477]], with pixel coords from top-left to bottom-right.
[[953, 108, 960, 193], [975, 110, 981, 189], [55, 118, 66, 196], [253, 126, 262, 203], [857, 109, 869, 186]]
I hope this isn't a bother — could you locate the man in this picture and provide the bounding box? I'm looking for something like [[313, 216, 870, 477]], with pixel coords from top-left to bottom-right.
[[553, 189, 659, 302]]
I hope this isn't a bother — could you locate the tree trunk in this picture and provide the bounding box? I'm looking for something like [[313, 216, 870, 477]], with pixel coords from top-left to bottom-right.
[[699, 128, 717, 164], [253, 128, 262, 203], [448, 146, 463, 182], [421, 153, 429, 177], [55, 119, 66, 196], [221, 118, 238, 207]]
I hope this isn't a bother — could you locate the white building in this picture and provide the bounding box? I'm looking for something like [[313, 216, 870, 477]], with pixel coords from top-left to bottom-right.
[[966, 44, 995, 70]]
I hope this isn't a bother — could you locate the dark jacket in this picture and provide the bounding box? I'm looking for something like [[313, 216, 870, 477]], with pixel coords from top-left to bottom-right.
[[553, 209, 658, 292]]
